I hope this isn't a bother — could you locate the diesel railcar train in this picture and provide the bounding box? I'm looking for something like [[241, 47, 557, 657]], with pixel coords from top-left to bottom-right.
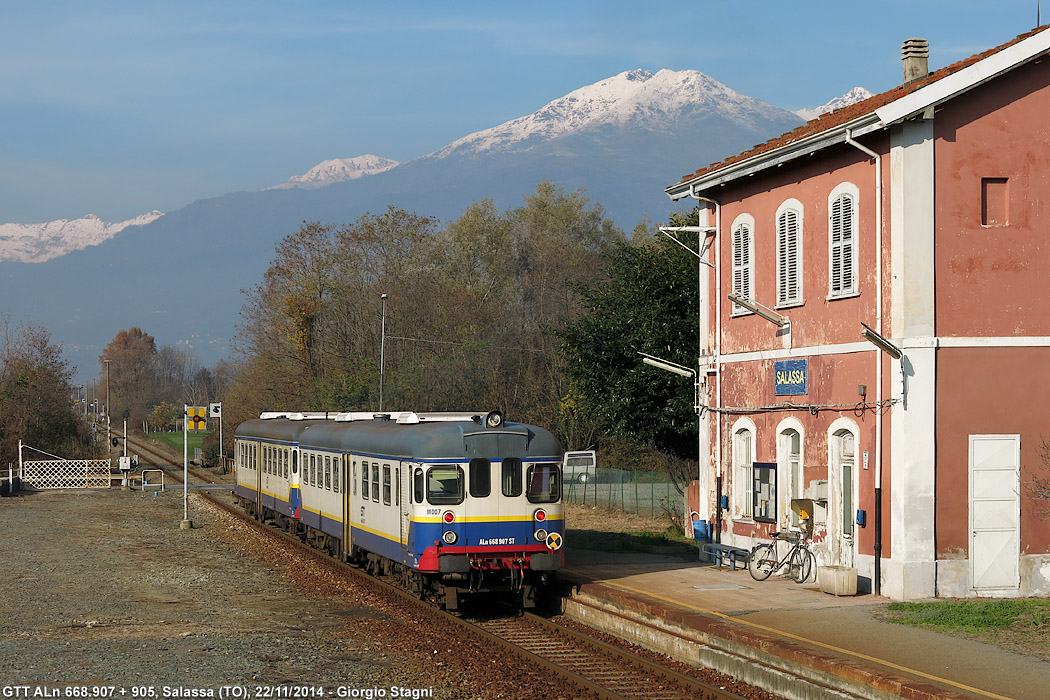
[[233, 410, 565, 609]]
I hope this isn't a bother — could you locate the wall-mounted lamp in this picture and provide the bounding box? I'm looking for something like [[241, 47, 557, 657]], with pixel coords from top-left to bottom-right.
[[860, 322, 902, 359], [637, 351, 695, 378], [727, 293, 789, 327]]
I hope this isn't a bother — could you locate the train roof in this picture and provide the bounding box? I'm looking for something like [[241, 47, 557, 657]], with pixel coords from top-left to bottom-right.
[[236, 411, 562, 461], [234, 418, 328, 442]]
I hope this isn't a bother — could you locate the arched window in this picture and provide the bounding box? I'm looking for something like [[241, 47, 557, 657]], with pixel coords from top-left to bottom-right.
[[781, 428, 803, 526], [776, 201, 803, 306], [732, 422, 755, 518], [828, 184, 859, 298], [731, 215, 755, 314]]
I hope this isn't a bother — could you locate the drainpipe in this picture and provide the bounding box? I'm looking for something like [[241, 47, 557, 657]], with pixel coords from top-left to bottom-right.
[[845, 129, 884, 596], [689, 186, 722, 542]]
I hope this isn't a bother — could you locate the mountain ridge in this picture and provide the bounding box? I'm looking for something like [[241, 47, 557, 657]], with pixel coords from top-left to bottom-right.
[[0, 71, 869, 380]]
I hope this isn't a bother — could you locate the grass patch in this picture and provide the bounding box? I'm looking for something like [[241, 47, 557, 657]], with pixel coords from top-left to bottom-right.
[[148, 430, 207, 456], [567, 526, 696, 557], [885, 599, 1050, 632]]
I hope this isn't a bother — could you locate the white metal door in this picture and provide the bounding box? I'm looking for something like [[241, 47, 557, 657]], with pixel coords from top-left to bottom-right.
[[970, 435, 1020, 591]]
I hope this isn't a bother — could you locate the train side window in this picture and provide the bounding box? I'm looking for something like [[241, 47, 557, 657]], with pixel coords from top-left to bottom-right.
[[325, 456, 332, 490], [526, 463, 561, 504], [371, 463, 380, 502], [352, 461, 357, 496], [333, 458, 340, 494], [284, 450, 289, 479], [469, 459, 491, 498], [382, 465, 391, 505], [310, 454, 316, 487], [292, 450, 298, 475], [413, 468, 424, 504], [395, 467, 400, 506], [361, 461, 368, 498], [502, 458, 523, 497], [427, 466, 465, 505]]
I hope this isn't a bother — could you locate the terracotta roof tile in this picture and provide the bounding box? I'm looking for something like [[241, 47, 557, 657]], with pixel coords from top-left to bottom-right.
[[673, 26, 1049, 187]]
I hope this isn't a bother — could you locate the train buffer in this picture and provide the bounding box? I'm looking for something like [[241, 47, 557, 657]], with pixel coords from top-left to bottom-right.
[[702, 542, 751, 570]]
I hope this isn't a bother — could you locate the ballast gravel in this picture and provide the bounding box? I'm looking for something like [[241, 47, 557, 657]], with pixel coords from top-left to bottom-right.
[[0, 487, 568, 699]]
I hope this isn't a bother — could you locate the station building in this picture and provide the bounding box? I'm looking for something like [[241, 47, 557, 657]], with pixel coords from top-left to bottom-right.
[[667, 27, 1050, 600]]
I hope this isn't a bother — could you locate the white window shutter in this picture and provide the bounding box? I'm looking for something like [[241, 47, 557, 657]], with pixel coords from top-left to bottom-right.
[[829, 194, 855, 296], [732, 223, 752, 312], [777, 209, 800, 305]]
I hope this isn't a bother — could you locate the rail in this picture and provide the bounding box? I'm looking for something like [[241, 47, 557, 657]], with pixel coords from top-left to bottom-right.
[[119, 430, 760, 700]]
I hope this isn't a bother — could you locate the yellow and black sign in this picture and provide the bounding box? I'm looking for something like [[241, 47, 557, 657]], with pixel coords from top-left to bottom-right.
[[188, 406, 207, 431]]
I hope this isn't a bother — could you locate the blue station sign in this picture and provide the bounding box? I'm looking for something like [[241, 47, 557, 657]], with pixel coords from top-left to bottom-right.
[[774, 358, 808, 396]]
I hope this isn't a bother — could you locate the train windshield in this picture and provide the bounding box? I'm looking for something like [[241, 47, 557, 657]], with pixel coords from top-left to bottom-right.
[[426, 466, 465, 505], [526, 463, 561, 504]]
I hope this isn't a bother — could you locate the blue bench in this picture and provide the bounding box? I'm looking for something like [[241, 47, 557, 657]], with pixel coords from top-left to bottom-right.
[[702, 542, 751, 570]]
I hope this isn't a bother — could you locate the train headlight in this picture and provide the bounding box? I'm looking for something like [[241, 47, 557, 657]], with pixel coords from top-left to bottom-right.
[[534, 528, 548, 543], [442, 510, 456, 524], [442, 530, 458, 545], [533, 509, 546, 522]]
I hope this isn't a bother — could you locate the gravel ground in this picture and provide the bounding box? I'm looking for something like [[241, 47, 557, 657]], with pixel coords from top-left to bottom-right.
[[0, 487, 567, 699]]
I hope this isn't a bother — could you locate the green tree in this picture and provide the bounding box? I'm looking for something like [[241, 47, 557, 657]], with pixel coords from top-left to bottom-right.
[[0, 318, 95, 461], [558, 221, 699, 461], [147, 402, 179, 432]]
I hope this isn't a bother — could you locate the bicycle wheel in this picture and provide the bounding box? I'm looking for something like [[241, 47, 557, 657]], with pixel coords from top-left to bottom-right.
[[792, 547, 815, 583], [748, 543, 776, 581]]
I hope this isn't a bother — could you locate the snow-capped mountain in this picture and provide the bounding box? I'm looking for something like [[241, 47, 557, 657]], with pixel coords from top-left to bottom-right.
[[428, 69, 792, 159], [2, 67, 808, 377], [794, 87, 873, 121], [267, 155, 399, 190], [0, 211, 163, 263]]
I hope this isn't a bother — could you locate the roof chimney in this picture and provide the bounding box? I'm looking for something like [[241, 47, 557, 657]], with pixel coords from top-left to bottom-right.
[[901, 38, 930, 83]]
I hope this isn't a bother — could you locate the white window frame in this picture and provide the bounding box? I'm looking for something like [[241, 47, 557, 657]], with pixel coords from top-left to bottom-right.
[[731, 417, 757, 519], [776, 199, 804, 307], [828, 183, 859, 299], [730, 214, 755, 315]]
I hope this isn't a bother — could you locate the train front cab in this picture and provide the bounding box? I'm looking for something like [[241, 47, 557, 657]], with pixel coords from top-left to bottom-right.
[[411, 454, 564, 610]]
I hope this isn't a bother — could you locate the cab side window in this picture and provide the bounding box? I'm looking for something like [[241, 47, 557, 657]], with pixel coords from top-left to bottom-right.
[[469, 459, 491, 498], [502, 458, 523, 497]]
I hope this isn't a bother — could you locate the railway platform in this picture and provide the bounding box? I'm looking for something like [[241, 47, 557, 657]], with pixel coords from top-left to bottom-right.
[[562, 549, 1050, 700]]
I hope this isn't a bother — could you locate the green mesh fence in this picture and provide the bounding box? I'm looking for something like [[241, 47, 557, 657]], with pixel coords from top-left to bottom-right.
[[563, 467, 684, 518]]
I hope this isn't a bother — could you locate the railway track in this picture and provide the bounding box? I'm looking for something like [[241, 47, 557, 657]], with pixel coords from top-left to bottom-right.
[[117, 431, 773, 700]]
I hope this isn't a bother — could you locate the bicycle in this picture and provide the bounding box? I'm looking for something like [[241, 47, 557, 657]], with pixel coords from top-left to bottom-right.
[[747, 530, 815, 583]]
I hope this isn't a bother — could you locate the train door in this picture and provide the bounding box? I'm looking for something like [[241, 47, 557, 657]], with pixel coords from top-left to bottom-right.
[[289, 448, 302, 518], [465, 431, 528, 546], [342, 454, 352, 561], [399, 463, 412, 548], [253, 441, 262, 519]]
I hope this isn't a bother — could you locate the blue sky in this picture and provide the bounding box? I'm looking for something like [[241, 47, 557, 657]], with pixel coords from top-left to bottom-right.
[[1, 0, 1043, 224]]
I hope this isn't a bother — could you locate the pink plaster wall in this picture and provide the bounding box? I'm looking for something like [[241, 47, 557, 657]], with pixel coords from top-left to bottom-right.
[[935, 56, 1050, 337]]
